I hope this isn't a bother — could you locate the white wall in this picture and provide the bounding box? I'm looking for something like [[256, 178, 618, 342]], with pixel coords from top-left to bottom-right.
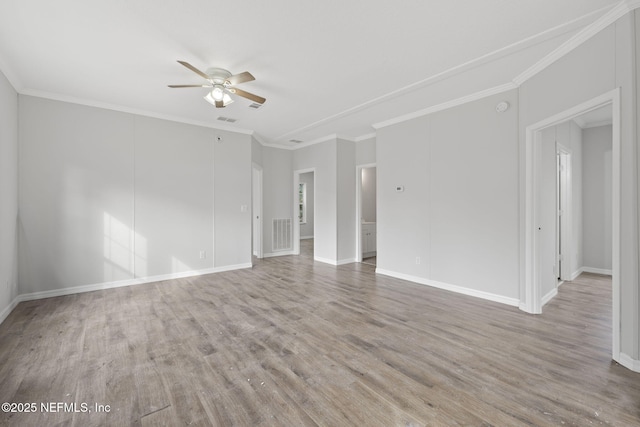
[[19, 97, 136, 293], [568, 121, 583, 278], [293, 140, 337, 262], [18, 96, 252, 297], [377, 89, 519, 302], [361, 167, 376, 222], [539, 126, 558, 298], [299, 172, 314, 238], [134, 117, 214, 276], [262, 146, 292, 256], [582, 125, 613, 272], [0, 69, 18, 321], [213, 130, 252, 267], [337, 139, 356, 263], [252, 137, 263, 167], [356, 136, 376, 165]]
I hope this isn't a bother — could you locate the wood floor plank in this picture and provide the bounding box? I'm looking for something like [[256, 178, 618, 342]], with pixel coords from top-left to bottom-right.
[[1, 240, 639, 426]]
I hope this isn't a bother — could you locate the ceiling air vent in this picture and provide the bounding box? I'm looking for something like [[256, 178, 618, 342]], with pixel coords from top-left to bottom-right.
[[217, 116, 237, 122], [249, 103, 262, 109], [289, 139, 304, 144]]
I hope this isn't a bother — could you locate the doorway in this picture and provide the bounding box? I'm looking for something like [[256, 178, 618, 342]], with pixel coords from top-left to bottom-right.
[[356, 164, 377, 265], [252, 164, 263, 260], [522, 88, 620, 362], [293, 168, 315, 257], [556, 146, 572, 282]]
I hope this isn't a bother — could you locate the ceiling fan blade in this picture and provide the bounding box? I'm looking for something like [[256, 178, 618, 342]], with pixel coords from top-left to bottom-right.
[[226, 71, 255, 86], [231, 88, 266, 104], [177, 60, 210, 80], [215, 100, 224, 108], [168, 84, 211, 88]]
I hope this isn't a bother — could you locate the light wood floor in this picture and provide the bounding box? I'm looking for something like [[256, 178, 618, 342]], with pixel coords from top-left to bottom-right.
[[1, 241, 639, 426]]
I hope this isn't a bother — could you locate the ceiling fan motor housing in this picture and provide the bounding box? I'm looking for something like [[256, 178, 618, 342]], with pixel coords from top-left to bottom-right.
[[205, 68, 232, 85]]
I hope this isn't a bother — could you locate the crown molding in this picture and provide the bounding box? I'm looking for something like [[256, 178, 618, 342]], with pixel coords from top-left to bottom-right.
[[373, 83, 517, 130], [249, 132, 270, 146], [274, 4, 612, 143], [513, 0, 640, 85], [577, 119, 613, 129], [19, 88, 255, 135], [354, 132, 376, 142], [0, 53, 23, 93]]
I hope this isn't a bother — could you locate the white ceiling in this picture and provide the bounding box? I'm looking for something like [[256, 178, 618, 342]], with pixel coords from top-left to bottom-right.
[[0, 0, 620, 148]]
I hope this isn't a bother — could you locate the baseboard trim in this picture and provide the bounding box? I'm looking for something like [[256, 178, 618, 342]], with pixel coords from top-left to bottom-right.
[[337, 258, 357, 266], [541, 287, 558, 307], [571, 268, 584, 281], [300, 236, 314, 240], [374, 268, 519, 307], [0, 297, 20, 325], [617, 352, 640, 373], [263, 251, 295, 258], [314, 256, 338, 265], [582, 266, 613, 276], [0, 263, 252, 324]]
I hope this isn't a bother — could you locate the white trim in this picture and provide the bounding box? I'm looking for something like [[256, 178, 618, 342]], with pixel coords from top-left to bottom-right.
[[0, 297, 20, 325], [19, 89, 255, 135], [513, 1, 639, 85], [541, 287, 558, 307], [252, 163, 264, 259], [618, 352, 640, 373], [314, 256, 336, 265], [263, 251, 295, 258], [375, 269, 519, 307], [275, 5, 610, 144], [373, 83, 516, 130], [314, 256, 348, 266], [354, 133, 376, 142], [300, 235, 314, 240], [291, 134, 339, 151], [521, 88, 621, 364], [581, 119, 614, 129], [0, 53, 23, 93], [0, 263, 252, 324], [582, 266, 613, 276], [571, 267, 585, 281]]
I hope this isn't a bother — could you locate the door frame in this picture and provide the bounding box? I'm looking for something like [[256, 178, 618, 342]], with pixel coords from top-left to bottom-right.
[[293, 168, 315, 256], [521, 88, 620, 362], [556, 144, 572, 282], [252, 163, 263, 259]]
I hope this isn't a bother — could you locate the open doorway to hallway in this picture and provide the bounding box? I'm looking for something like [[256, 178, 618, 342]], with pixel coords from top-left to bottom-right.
[[532, 99, 615, 361], [538, 105, 613, 298], [358, 164, 377, 266], [297, 170, 315, 258]]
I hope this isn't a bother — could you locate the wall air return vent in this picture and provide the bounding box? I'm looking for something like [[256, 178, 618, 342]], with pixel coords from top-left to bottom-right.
[[272, 218, 292, 251]]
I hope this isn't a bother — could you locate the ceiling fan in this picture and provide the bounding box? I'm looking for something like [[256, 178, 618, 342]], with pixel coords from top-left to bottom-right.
[[168, 60, 266, 108]]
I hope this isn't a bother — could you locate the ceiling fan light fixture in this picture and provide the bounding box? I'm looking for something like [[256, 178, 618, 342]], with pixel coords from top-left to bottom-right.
[[204, 90, 234, 107], [211, 85, 225, 101]]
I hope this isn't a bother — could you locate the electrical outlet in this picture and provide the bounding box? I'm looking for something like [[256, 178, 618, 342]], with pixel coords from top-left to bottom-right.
[[199, 250, 206, 259], [416, 257, 421, 265]]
